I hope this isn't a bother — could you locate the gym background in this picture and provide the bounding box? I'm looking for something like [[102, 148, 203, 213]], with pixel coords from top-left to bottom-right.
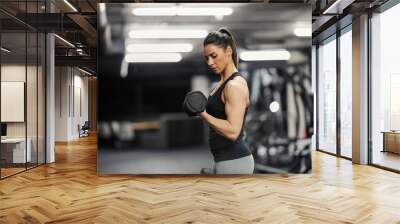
[[98, 3, 313, 174]]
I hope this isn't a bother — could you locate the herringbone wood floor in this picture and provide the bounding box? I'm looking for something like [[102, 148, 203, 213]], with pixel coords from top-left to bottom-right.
[[1, 135, 400, 224]]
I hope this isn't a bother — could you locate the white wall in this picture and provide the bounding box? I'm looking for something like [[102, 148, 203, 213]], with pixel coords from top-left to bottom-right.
[[1, 64, 26, 81], [55, 66, 69, 141], [71, 72, 89, 138], [55, 67, 89, 141]]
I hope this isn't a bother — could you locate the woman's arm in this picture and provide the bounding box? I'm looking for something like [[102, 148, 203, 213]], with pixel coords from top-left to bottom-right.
[[199, 80, 248, 141]]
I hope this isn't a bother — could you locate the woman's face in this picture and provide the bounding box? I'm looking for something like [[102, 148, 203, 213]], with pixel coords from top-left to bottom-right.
[[203, 44, 232, 74]]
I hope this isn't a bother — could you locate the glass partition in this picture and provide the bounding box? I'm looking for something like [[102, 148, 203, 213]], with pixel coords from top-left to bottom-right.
[[1, 30, 28, 178], [0, 1, 46, 179]]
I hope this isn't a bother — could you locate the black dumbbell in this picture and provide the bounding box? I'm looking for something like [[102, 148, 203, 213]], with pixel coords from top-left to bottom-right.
[[182, 91, 207, 116]]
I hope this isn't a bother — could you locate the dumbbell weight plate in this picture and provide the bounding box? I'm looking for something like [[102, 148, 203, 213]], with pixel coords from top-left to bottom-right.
[[183, 91, 207, 116], [186, 91, 207, 112]]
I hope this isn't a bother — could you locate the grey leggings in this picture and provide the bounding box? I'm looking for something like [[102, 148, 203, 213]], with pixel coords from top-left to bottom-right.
[[214, 154, 255, 174]]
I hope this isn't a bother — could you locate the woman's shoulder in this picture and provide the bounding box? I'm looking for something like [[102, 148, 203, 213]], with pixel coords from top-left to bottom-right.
[[224, 77, 248, 95], [221, 73, 249, 103], [229, 73, 248, 88]]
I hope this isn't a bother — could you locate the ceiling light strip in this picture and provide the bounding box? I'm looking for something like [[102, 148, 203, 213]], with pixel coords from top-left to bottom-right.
[[129, 29, 208, 39], [124, 53, 182, 63], [63, 0, 78, 12], [126, 43, 193, 53], [240, 50, 291, 61], [132, 7, 233, 16], [54, 34, 75, 48], [294, 27, 311, 37], [1, 47, 11, 53], [78, 67, 92, 76]]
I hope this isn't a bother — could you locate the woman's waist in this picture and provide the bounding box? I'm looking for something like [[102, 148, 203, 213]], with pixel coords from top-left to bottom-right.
[[209, 128, 245, 138], [208, 130, 245, 148], [209, 137, 251, 162]]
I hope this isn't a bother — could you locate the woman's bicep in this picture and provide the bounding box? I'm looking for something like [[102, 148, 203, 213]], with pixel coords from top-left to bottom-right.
[[224, 83, 247, 135]]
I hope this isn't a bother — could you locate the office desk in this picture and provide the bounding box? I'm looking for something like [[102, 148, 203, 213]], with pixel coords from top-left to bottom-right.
[[1, 138, 31, 163], [381, 131, 400, 154]]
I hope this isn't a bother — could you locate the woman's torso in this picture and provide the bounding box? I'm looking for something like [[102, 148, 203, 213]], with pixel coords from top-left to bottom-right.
[[205, 72, 251, 162]]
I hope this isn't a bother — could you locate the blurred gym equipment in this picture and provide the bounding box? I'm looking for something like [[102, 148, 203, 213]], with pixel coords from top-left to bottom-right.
[[244, 65, 313, 173]]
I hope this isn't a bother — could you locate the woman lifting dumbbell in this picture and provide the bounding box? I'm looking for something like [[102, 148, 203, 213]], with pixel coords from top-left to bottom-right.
[[185, 28, 254, 174]]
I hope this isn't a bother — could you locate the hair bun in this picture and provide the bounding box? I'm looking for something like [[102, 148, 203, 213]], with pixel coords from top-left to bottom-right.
[[218, 27, 231, 37]]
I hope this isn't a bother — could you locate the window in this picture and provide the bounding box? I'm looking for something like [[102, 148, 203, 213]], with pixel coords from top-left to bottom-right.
[[339, 28, 352, 158], [317, 36, 337, 154], [370, 3, 400, 171]]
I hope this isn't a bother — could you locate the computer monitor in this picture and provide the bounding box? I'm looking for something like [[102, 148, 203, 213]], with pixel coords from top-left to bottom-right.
[[1, 123, 7, 137]]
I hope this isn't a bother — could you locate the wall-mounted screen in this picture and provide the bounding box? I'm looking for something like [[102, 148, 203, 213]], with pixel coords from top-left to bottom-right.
[[1, 82, 25, 122]]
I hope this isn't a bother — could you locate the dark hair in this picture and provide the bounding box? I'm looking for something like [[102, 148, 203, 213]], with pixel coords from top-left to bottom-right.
[[203, 27, 239, 67]]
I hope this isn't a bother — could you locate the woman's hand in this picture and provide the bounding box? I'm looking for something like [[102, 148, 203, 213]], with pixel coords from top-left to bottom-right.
[[198, 111, 207, 118]]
